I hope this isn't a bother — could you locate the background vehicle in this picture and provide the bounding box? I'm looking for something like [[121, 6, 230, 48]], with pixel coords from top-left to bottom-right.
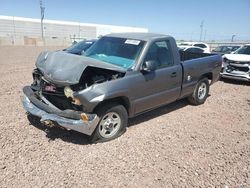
[[221, 44, 250, 81], [178, 42, 211, 53], [63, 39, 97, 55], [231, 46, 241, 53], [212, 45, 240, 55], [22, 33, 222, 142]]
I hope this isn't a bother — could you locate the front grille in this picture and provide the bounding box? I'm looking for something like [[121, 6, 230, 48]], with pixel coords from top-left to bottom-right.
[[41, 80, 64, 96], [227, 65, 249, 72], [31, 69, 82, 111], [228, 60, 250, 64], [40, 81, 73, 110], [41, 81, 83, 111]]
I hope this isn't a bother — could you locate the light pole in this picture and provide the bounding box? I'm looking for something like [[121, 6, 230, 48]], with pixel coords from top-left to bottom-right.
[[12, 16, 16, 45], [231, 35, 236, 42], [40, 0, 45, 39], [203, 30, 207, 41]]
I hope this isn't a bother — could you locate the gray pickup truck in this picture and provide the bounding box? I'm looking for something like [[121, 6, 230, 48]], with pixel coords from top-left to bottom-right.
[[22, 33, 222, 142]]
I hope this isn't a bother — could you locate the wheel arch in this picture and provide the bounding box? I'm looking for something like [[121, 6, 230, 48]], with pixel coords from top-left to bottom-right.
[[93, 96, 131, 116], [200, 72, 213, 83]]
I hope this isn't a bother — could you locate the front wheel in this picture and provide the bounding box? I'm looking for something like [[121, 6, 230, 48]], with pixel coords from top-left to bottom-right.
[[90, 103, 128, 143], [188, 78, 209, 105]]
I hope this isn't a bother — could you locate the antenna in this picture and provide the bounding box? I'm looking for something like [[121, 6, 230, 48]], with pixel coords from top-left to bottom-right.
[[199, 20, 204, 41], [40, 0, 45, 39]]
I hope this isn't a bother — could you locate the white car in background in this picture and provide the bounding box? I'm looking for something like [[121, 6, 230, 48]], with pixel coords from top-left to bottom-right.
[[178, 42, 211, 53], [220, 44, 250, 81]]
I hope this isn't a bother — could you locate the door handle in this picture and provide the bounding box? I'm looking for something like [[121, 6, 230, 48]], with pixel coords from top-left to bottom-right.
[[171, 72, 177, 78]]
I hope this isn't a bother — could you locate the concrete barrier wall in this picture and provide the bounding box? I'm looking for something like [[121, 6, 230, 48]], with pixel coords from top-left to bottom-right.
[[0, 36, 72, 46], [0, 15, 149, 47]]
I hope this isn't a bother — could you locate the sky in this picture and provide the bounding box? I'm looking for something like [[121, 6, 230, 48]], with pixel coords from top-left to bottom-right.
[[0, 0, 250, 41]]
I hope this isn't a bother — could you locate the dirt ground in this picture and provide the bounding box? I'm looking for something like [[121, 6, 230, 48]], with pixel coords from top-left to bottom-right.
[[0, 46, 249, 187]]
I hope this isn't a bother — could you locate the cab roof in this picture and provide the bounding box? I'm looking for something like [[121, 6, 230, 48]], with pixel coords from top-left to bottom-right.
[[105, 32, 172, 41]]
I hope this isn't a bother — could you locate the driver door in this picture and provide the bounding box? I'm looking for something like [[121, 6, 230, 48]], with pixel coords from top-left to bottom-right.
[[130, 40, 182, 115]]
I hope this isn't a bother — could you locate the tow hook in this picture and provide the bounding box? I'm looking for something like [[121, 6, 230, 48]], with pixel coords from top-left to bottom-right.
[[41, 120, 55, 127]]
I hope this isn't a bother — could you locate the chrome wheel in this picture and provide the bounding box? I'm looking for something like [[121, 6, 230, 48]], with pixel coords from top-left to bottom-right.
[[198, 82, 207, 100], [98, 112, 121, 138]]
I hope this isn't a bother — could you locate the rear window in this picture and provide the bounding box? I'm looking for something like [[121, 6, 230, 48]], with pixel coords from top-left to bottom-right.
[[194, 43, 207, 48], [179, 43, 190, 46], [185, 47, 204, 53]]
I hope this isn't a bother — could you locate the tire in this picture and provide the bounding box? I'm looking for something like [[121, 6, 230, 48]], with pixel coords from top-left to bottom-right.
[[188, 78, 209, 105], [90, 103, 128, 143]]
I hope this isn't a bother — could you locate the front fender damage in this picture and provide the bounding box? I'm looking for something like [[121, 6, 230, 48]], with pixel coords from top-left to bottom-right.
[[73, 77, 126, 113], [23, 51, 127, 135]]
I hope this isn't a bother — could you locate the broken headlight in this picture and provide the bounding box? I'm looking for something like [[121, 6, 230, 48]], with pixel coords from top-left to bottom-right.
[[64, 86, 73, 98], [64, 86, 81, 105]]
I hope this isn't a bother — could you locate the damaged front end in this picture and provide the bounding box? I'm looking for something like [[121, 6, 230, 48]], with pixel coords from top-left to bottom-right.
[[221, 58, 250, 81], [22, 51, 125, 135]]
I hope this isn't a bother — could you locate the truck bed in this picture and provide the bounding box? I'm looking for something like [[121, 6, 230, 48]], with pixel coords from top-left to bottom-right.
[[179, 52, 222, 98], [179, 51, 216, 61]]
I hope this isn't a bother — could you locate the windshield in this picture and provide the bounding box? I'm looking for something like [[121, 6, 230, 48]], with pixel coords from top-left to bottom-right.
[[231, 46, 240, 51], [85, 37, 145, 69], [234, 46, 250, 55], [67, 41, 95, 53]]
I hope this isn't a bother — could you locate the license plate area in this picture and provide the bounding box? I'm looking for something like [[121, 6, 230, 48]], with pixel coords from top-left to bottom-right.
[[44, 85, 56, 92]]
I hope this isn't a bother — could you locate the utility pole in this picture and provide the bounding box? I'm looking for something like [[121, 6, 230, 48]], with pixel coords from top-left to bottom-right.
[[203, 30, 207, 41], [12, 16, 16, 45], [199, 20, 204, 41], [231, 35, 236, 42], [40, 0, 45, 39], [78, 23, 81, 41]]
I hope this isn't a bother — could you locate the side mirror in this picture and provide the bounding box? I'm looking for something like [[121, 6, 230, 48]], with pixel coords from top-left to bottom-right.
[[141, 60, 157, 73]]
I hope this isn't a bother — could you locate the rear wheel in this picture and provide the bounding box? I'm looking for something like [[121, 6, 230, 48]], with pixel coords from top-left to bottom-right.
[[90, 103, 128, 143], [188, 78, 209, 105]]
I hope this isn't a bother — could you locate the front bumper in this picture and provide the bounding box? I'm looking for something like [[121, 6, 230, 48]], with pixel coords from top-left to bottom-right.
[[220, 71, 250, 82], [221, 62, 250, 82], [22, 89, 99, 136]]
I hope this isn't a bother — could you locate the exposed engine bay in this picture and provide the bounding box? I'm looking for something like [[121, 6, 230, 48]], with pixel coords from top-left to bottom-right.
[[75, 66, 124, 90], [31, 65, 124, 111]]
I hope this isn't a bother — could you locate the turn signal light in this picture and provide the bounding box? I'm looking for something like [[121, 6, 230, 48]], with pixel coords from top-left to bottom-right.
[[72, 97, 82, 105], [81, 113, 89, 122]]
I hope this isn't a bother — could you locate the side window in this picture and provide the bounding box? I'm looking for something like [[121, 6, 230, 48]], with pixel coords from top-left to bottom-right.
[[145, 40, 174, 69], [194, 43, 206, 48]]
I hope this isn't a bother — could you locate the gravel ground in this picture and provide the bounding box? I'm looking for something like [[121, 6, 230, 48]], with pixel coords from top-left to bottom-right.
[[0, 46, 249, 187]]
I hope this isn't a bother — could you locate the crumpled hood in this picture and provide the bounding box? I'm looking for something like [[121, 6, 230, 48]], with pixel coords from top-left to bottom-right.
[[223, 54, 250, 62], [36, 51, 126, 86]]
